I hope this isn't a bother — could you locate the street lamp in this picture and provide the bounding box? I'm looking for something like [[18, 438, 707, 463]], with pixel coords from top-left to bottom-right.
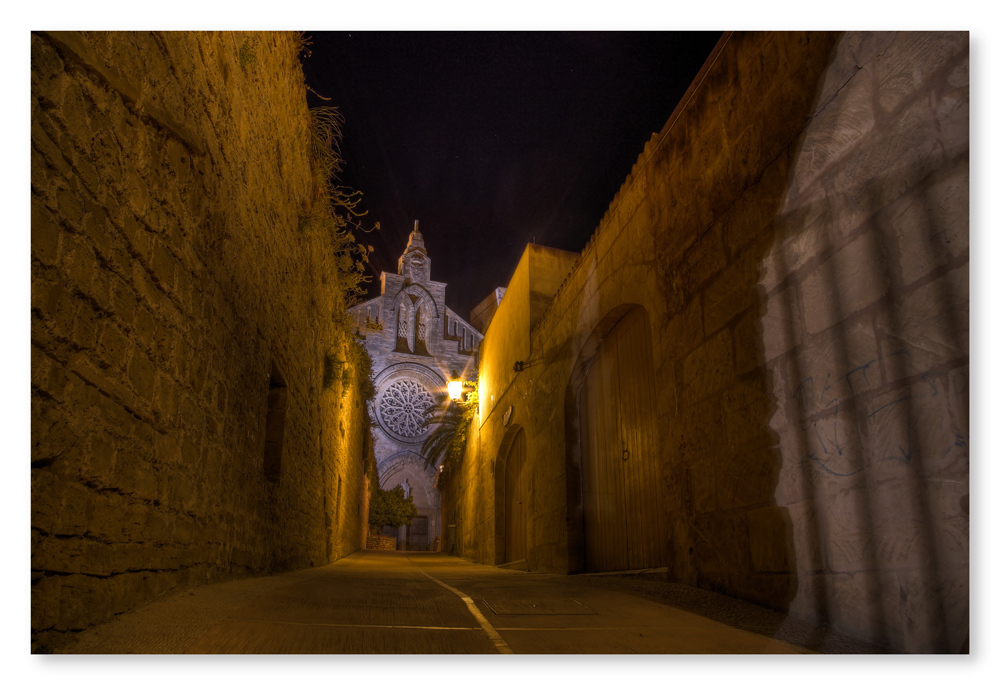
[[447, 373, 463, 402]]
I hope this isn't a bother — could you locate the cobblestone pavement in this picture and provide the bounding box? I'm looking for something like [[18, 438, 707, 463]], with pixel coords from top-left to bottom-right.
[[54, 550, 889, 654]]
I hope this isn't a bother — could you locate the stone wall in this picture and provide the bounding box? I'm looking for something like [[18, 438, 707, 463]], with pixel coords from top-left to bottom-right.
[[366, 534, 398, 551], [763, 31, 969, 654], [443, 31, 968, 653], [31, 31, 371, 651]]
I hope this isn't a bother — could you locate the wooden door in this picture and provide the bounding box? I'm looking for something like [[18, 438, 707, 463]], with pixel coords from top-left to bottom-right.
[[410, 516, 429, 551], [504, 429, 527, 563], [580, 308, 663, 571]]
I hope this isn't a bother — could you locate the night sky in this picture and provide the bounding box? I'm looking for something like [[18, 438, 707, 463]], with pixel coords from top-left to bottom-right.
[[300, 31, 723, 320]]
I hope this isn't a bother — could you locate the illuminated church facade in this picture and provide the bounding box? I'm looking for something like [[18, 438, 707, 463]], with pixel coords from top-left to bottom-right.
[[348, 222, 482, 550]]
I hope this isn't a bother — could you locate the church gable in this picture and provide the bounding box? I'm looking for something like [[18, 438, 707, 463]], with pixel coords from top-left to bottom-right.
[[348, 224, 482, 366]]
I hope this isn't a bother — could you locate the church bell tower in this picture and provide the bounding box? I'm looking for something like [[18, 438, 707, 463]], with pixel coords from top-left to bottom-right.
[[398, 220, 431, 283]]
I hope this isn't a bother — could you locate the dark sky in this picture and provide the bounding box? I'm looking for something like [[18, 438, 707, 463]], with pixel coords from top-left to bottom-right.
[[300, 31, 722, 320]]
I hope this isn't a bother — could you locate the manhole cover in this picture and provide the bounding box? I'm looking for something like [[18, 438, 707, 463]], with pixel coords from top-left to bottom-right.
[[480, 598, 597, 615]]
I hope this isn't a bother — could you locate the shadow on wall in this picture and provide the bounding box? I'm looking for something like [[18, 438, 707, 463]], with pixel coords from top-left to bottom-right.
[[444, 31, 967, 654], [620, 33, 851, 621], [760, 32, 969, 652], [559, 31, 968, 653]]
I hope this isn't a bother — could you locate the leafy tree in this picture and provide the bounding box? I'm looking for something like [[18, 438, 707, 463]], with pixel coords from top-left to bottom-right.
[[368, 484, 418, 535]]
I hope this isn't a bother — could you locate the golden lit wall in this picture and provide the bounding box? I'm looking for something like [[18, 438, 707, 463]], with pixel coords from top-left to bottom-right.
[[31, 31, 370, 651], [456, 245, 578, 564]]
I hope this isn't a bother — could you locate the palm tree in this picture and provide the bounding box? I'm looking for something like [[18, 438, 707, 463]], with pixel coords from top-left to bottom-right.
[[421, 388, 478, 489]]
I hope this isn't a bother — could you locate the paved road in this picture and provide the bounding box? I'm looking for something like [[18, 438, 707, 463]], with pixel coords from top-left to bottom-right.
[[60, 551, 857, 654]]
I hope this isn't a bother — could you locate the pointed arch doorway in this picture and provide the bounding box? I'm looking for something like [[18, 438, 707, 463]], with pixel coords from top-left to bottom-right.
[[379, 452, 439, 551], [496, 426, 527, 565], [579, 306, 665, 572]]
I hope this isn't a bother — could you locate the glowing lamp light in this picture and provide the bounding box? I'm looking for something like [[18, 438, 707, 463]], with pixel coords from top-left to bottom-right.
[[447, 375, 463, 401]]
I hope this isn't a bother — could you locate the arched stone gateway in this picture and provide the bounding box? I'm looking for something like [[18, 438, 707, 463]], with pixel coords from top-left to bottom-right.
[[349, 222, 483, 550], [379, 451, 440, 551], [494, 425, 527, 566]]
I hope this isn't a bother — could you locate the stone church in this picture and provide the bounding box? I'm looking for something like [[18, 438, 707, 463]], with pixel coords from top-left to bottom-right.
[[348, 222, 482, 550]]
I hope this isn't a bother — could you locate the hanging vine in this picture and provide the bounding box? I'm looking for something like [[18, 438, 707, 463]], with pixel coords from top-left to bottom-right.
[[301, 105, 379, 307]]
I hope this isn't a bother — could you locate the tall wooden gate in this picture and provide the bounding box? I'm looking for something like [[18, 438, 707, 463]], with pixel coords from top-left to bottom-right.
[[504, 428, 527, 564], [580, 307, 664, 571]]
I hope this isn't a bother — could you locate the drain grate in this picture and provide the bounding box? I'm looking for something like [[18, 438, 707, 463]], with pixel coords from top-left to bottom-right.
[[480, 598, 597, 615]]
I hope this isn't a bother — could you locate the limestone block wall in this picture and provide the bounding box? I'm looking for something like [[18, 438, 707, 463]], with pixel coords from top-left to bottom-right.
[[444, 31, 968, 653], [366, 534, 397, 550], [761, 31, 969, 653], [31, 31, 371, 650]]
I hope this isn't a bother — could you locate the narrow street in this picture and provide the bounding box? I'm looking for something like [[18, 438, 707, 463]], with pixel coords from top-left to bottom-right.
[[58, 551, 881, 654]]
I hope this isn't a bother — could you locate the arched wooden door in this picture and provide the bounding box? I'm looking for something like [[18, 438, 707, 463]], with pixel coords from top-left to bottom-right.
[[504, 428, 527, 564], [580, 307, 664, 572]]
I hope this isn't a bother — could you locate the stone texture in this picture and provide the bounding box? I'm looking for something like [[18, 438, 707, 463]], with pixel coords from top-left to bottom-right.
[[444, 31, 967, 654], [876, 262, 969, 383], [31, 31, 372, 652], [682, 328, 734, 405], [799, 228, 890, 335]]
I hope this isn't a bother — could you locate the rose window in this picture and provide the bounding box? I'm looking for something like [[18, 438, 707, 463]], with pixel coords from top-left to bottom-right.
[[380, 379, 436, 438]]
